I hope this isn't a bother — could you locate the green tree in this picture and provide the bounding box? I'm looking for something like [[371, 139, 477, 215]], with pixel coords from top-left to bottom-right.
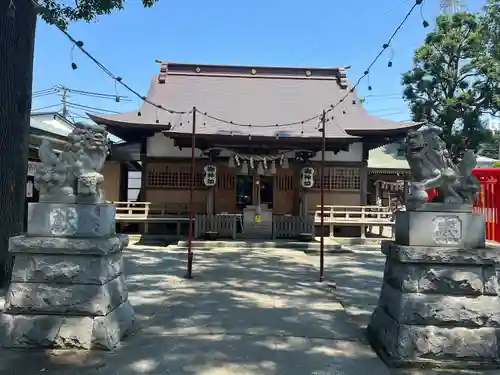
[[402, 11, 500, 162], [0, 0, 158, 285]]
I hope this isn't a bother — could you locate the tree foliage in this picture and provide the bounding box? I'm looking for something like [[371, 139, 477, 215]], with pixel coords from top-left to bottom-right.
[[37, 0, 158, 28], [402, 11, 500, 161], [0, 0, 159, 286]]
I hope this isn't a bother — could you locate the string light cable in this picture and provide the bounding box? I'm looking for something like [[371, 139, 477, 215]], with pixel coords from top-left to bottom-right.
[[322, 0, 425, 119], [33, 0, 426, 128]]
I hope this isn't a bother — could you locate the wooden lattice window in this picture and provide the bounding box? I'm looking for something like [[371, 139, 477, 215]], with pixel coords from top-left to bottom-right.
[[217, 171, 235, 190], [276, 173, 293, 191], [146, 164, 204, 188], [313, 167, 360, 190]]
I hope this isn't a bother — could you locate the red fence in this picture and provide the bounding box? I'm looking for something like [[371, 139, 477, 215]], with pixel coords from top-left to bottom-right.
[[472, 168, 500, 242]]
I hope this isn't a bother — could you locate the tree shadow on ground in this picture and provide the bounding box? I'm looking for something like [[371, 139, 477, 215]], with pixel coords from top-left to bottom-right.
[[313, 246, 387, 330], [0, 245, 393, 375]]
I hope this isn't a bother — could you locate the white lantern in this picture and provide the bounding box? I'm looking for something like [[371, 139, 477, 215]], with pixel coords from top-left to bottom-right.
[[203, 165, 217, 186], [300, 167, 315, 188]]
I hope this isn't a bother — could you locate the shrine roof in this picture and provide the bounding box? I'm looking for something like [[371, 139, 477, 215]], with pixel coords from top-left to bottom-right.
[[88, 61, 421, 142]]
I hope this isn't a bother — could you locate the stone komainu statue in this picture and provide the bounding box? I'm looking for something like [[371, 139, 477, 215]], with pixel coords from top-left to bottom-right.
[[405, 125, 480, 209], [34, 124, 109, 203]]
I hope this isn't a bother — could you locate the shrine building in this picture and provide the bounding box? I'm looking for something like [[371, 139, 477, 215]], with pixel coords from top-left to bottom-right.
[[89, 62, 420, 238]]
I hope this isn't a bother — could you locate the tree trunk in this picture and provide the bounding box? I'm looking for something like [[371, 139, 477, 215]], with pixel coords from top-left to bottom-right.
[[0, 0, 37, 285]]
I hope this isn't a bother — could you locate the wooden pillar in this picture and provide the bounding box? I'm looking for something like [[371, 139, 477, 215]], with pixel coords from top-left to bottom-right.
[[360, 165, 368, 205], [119, 163, 128, 202], [206, 187, 215, 214], [139, 138, 148, 234], [301, 190, 309, 217], [375, 180, 381, 203], [361, 144, 370, 206]]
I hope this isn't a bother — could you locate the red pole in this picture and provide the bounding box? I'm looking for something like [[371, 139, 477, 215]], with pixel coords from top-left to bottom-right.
[[185, 107, 196, 279], [319, 110, 326, 282]]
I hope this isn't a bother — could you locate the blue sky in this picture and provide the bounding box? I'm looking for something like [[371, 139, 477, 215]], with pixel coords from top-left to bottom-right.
[[32, 0, 486, 125]]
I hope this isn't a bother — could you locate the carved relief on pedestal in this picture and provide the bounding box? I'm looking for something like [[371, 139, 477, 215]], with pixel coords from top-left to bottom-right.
[[432, 215, 462, 245], [48, 207, 78, 236]]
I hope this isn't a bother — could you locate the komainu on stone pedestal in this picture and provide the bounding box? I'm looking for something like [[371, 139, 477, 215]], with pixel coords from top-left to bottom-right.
[[367, 125, 500, 369], [1, 124, 135, 350]]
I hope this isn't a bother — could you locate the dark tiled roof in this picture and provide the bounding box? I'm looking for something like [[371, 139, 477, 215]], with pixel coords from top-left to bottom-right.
[[89, 62, 419, 140]]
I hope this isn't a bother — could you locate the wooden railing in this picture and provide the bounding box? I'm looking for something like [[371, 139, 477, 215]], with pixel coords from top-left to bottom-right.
[[112, 201, 190, 235], [311, 205, 394, 238], [312, 205, 392, 223], [272, 215, 314, 239], [114, 201, 150, 220], [194, 214, 240, 240]]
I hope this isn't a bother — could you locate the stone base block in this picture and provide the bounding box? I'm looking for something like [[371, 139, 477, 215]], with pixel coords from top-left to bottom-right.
[[394, 210, 485, 248], [11, 252, 123, 285], [371, 241, 500, 368], [9, 234, 128, 255], [378, 282, 500, 327], [1, 300, 135, 350], [381, 241, 500, 265], [5, 274, 127, 316], [367, 307, 500, 368], [27, 203, 116, 238]]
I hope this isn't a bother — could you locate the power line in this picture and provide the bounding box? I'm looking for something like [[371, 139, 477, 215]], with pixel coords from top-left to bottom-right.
[[376, 111, 408, 117], [31, 103, 62, 112], [32, 85, 130, 101], [66, 102, 120, 114], [38, 0, 425, 128], [66, 87, 130, 101], [32, 87, 58, 98]]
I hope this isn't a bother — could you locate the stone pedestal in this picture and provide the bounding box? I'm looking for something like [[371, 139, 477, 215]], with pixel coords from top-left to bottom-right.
[[367, 210, 500, 369], [1, 203, 135, 350]]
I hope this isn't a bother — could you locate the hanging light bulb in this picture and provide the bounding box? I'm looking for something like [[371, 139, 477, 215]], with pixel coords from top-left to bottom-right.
[[228, 155, 235, 168], [387, 45, 394, 68], [199, 112, 206, 127], [70, 41, 83, 70], [241, 161, 248, 175], [419, 1, 429, 28]]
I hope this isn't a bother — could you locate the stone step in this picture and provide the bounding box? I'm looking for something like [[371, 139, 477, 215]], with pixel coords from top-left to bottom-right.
[[175, 240, 351, 253]]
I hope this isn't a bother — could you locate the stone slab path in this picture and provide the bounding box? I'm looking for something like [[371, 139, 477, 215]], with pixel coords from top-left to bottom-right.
[[0, 245, 393, 375]]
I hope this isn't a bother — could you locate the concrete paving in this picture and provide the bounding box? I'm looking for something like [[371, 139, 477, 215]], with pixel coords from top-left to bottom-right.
[[317, 244, 500, 375], [0, 244, 497, 375], [0, 245, 394, 375]]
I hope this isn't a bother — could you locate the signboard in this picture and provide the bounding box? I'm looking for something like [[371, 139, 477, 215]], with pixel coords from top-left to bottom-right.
[[26, 180, 33, 198], [27, 161, 41, 176]]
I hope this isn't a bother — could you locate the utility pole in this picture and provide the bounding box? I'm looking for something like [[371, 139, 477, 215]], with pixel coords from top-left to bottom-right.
[[440, 0, 465, 13], [185, 107, 196, 279], [59, 86, 69, 118], [319, 110, 326, 282]]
